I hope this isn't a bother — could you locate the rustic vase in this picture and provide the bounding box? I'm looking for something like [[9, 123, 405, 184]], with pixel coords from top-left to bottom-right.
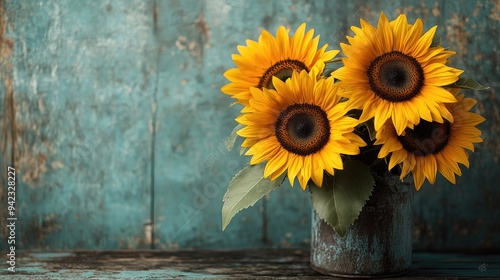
[[310, 172, 414, 278]]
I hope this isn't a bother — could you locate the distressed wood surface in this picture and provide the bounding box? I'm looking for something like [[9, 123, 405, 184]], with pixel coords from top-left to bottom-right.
[[1, 0, 156, 250], [0, 250, 499, 279], [0, 0, 499, 252]]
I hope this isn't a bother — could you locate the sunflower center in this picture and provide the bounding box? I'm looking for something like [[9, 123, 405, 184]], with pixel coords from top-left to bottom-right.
[[275, 103, 330, 156], [367, 51, 424, 102], [258, 60, 309, 90], [398, 120, 451, 156]]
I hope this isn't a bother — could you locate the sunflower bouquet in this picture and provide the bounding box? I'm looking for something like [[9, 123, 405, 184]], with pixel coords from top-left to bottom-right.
[[221, 13, 486, 236]]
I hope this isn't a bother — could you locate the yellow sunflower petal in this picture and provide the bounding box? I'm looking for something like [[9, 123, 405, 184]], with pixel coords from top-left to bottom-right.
[[222, 23, 339, 106], [235, 69, 367, 191], [412, 161, 426, 190], [335, 12, 462, 132], [375, 89, 484, 190], [311, 160, 325, 188], [264, 149, 287, 178]]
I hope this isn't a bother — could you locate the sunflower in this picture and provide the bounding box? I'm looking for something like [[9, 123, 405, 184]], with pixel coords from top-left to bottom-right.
[[375, 89, 485, 190], [222, 23, 338, 107], [236, 70, 366, 190], [333, 12, 464, 135]]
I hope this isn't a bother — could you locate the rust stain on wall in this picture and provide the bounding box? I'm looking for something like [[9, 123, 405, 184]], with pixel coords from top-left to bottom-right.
[[2, 0, 65, 190], [174, 13, 210, 60], [394, 5, 430, 21], [22, 214, 61, 247], [14, 95, 54, 186], [446, 13, 471, 57], [432, 2, 440, 17], [195, 13, 209, 46], [0, 0, 16, 241], [490, 0, 500, 23], [0, 1, 15, 159], [17, 152, 48, 186], [175, 35, 202, 59], [0, 1, 15, 154]]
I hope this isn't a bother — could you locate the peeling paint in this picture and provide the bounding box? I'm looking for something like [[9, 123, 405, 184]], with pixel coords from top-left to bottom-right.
[[12, 67, 60, 186], [0, 0, 16, 243], [46, 2, 61, 54], [446, 13, 471, 57], [175, 35, 203, 59], [172, 13, 208, 60], [50, 160, 64, 169], [432, 2, 440, 17], [490, 0, 500, 23], [24, 214, 61, 247], [0, 10, 15, 151], [17, 152, 48, 186], [175, 35, 188, 50], [144, 222, 153, 247], [195, 14, 209, 45]]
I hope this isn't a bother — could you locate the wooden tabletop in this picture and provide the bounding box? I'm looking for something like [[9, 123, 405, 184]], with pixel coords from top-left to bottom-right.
[[2, 249, 499, 279]]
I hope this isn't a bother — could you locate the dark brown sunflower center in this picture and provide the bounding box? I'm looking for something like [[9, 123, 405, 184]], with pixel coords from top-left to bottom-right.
[[275, 103, 330, 156], [398, 120, 451, 156], [258, 60, 308, 90], [367, 51, 424, 102]]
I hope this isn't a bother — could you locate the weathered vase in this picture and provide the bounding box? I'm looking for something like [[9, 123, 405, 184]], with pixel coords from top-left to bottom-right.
[[310, 172, 414, 278]]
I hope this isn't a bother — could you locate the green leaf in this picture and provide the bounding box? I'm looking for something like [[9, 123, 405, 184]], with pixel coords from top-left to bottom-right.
[[224, 124, 244, 152], [311, 159, 375, 237], [222, 163, 285, 230], [310, 179, 339, 232], [446, 78, 489, 90], [430, 34, 441, 48]]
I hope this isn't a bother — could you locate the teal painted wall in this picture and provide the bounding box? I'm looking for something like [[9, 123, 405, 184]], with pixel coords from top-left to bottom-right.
[[0, 0, 499, 252]]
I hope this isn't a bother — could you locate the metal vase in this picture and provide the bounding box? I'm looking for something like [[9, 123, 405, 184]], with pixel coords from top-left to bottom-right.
[[310, 172, 414, 278]]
